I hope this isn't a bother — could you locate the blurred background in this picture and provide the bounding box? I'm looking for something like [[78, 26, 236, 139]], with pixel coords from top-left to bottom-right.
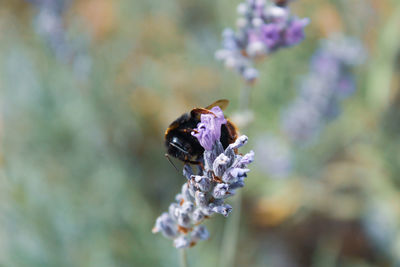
[[0, 0, 399, 266]]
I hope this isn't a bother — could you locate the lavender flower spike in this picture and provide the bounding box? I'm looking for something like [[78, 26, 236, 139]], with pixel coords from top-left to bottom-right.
[[153, 106, 254, 248], [282, 34, 366, 143], [215, 0, 310, 82]]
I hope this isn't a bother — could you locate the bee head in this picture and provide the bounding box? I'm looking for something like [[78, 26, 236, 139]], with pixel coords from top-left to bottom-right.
[[166, 132, 204, 163], [167, 136, 191, 160]]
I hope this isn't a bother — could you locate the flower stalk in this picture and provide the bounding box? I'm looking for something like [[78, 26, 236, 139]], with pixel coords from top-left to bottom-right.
[[215, 0, 310, 82], [153, 107, 254, 250]]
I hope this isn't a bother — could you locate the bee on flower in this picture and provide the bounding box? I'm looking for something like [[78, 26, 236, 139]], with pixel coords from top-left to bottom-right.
[[153, 101, 254, 248]]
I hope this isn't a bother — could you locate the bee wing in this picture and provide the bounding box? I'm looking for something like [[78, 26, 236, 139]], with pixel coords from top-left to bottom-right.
[[190, 108, 215, 119], [191, 99, 229, 120], [205, 99, 229, 111]]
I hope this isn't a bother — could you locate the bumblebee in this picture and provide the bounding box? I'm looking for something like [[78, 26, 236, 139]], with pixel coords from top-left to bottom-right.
[[165, 100, 238, 164]]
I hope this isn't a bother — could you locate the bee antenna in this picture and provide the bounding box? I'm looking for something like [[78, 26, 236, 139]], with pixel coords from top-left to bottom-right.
[[165, 154, 179, 173]]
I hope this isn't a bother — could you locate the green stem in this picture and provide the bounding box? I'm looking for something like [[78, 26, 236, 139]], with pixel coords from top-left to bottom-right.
[[219, 190, 243, 267], [219, 83, 252, 267], [239, 82, 251, 111], [180, 249, 188, 267], [366, 2, 400, 110]]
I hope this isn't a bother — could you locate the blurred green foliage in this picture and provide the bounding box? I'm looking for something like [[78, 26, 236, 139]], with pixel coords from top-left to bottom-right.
[[0, 0, 399, 266]]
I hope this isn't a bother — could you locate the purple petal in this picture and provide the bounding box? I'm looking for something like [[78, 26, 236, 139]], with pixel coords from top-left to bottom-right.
[[284, 18, 310, 46], [192, 106, 227, 151], [260, 23, 281, 48]]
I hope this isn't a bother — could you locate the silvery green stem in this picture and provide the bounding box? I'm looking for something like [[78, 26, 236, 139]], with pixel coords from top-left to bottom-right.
[[239, 82, 252, 111], [180, 249, 188, 267], [366, 2, 400, 110], [220, 83, 252, 267], [220, 190, 242, 267]]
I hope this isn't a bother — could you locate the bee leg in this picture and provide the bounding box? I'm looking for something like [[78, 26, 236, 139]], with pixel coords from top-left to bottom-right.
[[165, 154, 179, 172], [184, 160, 202, 165], [196, 164, 204, 176], [199, 161, 204, 170]]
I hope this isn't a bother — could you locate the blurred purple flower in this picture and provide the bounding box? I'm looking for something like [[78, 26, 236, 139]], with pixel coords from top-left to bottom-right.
[[28, 0, 72, 61], [337, 75, 356, 98], [215, 0, 309, 82], [284, 18, 310, 46], [260, 23, 281, 49], [27, 0, 92, 79], [311, 51, 340, 78], [255, 134, 292, 178], [281, 34, 366, 143], [282, 100, 321, 143], [256, 35, 365, 178]]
